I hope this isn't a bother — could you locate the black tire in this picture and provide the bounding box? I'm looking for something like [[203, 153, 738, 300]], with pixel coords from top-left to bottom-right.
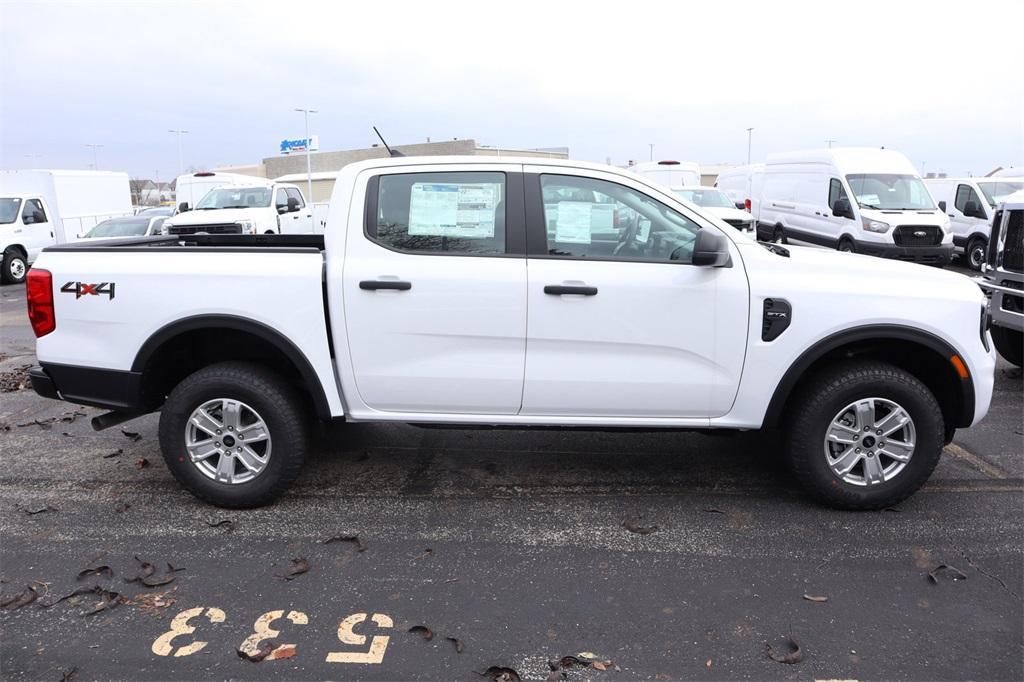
[[772, 226, 787, 244], [991, 326, 1023, 367], [158, 361, 309, 508], [965, 236, 987, 271], [1, 249, 27, 285], [784, 361, 944, 510], [837, 237, 855, 253]]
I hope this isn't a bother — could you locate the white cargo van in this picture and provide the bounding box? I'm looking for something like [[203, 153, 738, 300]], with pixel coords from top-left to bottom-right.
[[758, 148, 953, 266], [715, 163, 764, 216], [0, 170, 132, 283], [162, 181, 314, 235], [925, 176, 1024, 270], [173, 171, 261, 213], [629, 160, 701, 188]]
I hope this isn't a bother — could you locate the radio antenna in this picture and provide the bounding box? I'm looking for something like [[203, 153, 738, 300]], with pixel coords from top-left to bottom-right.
[[373, 126, 404, 157]]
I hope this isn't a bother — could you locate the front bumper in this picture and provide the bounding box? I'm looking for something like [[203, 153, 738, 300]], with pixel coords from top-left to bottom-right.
[[854, 240, 953, 265], [975, 273, 1024, 332]]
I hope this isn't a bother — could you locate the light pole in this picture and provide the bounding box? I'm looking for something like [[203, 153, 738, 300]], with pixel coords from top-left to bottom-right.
[[826, 139, 837, 149], [745, 128, 754, 165], [23, 154, 41, 166], [85, 143, 103, 170], [168, 129, 189, 175], [648, 143, 654, 162], [294, 108, 318, 204]]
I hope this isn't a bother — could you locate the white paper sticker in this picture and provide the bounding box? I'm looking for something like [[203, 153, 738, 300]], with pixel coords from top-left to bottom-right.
[[856, 193, 880, 206], [554, 201, 593, 244], [409, 183, 497, 238]]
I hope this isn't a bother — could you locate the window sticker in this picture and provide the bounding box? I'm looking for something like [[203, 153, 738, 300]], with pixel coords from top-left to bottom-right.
[[554, 201, 593, 243], [409, 183, 497, 238], [856, 193, 880, 206]]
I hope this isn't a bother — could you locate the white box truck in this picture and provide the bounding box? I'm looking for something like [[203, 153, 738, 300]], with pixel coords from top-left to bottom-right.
[[0, 170, 132, 283], [925, 176, 1024, 270], [757, 148, 953, 266]]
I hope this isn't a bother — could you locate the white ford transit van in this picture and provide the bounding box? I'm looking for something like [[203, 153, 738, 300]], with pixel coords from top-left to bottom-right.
[[925, 176, 1024, 270], [715, 163, 764, 215], [629, 160, 701, 188], [758, 148, 953, 266]]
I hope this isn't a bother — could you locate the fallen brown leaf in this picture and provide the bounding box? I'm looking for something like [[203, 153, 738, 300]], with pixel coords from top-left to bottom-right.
[[121, 428, 142, 442], [21, 505, 57, 515], [477, 666, 521, 682], [802, 594, 828, 602], [134, 458, 149, 470], [623, 516, 658, 534], [237, 639, 276, 662], [102, 449, 123, 459], [0, 584, 40, 610], [766, 636, 803, 664], [274, 644, 297, 660], [77, 566, 114, 581], [82, 588, 125, 616], [205, 519, 234, 531], [445, 636, 464, 653], [275, 558, 309, 581], [407, 624, 433, 641]]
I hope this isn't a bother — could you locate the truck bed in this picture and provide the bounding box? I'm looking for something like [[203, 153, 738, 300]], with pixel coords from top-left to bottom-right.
[[44, 233, 325, 252]]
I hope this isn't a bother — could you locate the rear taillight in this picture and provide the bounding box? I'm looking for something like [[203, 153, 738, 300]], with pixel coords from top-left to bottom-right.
[[26, 268, 55, 337], [744, 198, 752, 212]]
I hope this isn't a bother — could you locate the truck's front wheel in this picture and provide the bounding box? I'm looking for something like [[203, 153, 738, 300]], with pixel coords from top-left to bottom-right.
[[158, 362, 308, 508], [1, 249, 27, 285], [785, 361, 944, 510]]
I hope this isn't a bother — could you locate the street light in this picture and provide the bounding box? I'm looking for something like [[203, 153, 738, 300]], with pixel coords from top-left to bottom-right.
[[85, 143, 103, 170], [745, 128, 754, 165], [168, 129, 189, 175], [826, 139, 837, 149], [294, 108, 318, 204], [648, 143, 654, 162]]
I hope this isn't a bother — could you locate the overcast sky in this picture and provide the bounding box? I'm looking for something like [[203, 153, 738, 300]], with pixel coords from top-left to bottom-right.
[[2, 0, 1022, 179]]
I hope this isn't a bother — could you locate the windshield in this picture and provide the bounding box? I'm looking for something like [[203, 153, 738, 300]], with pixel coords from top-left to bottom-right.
[[0, 198, 22, 224], [673, 188, 735, 208], [195, 187, 271, 210], [846, 174, 935, 210], [84, 218, 152, 238], [977, 181, 1024, 208]]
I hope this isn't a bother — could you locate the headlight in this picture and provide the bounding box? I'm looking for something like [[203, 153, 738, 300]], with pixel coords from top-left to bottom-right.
[[161, 222, 171, 234], [236, 220, 256, 234], [861, 216, 890, 233], [941, 217, 952, 233]]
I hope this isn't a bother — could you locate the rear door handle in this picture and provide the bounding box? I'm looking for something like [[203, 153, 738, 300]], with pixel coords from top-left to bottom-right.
[[359, 280, 412, 291], [544, 285, 597, 296]]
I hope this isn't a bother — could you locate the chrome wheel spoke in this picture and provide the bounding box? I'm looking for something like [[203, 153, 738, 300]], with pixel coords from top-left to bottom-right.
[[221, 400, 242, 430], [185, 398, 271, 485], [880, 440, 914, 462], [237, 421, 269, 443], [854, 400, 875, 431], [190, 408, 222, 437], [186, 441, 219, 462], [214, 453, 234, 482], [878, 410, 911, 437], [827, 428, 858, 446], [862, 454, 885, 484], [831, 448, 862, 475], [236, 446, 266, 473]]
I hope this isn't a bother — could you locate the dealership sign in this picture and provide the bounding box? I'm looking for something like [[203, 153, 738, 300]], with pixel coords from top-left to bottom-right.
[[280, 135, 319, 154]]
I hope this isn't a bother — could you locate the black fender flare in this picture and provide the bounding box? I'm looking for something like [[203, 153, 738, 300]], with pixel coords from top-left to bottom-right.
[[131, 314, 332, 419], [761, 324, 975, 428]]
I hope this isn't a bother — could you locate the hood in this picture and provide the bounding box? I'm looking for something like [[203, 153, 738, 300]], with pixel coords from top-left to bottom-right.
[[859, 207, 946, 227], [166, 207, 266, 226], [740, 242, 984, 305]]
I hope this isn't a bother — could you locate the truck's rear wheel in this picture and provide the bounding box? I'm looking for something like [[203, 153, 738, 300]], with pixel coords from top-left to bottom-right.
[[2, 249, 27, 285], [158, 361, 308, 508], [785, 361, 944, 510], [838, 237, 855, 253], [991, 326, 1023, 367], [966, 236, 987, 271]]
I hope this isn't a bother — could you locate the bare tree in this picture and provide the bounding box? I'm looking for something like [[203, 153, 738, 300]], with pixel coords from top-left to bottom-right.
[[129, 177, 151, 207]]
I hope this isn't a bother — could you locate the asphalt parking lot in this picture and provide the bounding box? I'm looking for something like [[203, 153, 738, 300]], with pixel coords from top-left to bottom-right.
[[1, 260, 1021, 681]]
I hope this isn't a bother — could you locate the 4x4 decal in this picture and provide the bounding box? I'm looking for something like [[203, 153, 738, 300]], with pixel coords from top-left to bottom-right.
[[61, 281, 116, 300]]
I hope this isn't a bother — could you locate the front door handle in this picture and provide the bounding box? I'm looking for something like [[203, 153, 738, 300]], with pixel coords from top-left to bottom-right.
[[359, 280, 412, 291], [544, 285, 597, 296]]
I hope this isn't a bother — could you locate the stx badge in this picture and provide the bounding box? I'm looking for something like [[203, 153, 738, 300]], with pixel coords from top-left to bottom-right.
[[61, 281, 116, 300]]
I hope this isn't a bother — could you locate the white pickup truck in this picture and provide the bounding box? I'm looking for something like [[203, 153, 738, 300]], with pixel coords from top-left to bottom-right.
[[161, 181, 314, 235], [26, 156, 995, 510]]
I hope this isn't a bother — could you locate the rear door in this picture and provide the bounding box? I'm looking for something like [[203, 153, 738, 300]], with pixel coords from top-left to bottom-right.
[[342, 164, 528, 414], [520, 166, 748, 419]]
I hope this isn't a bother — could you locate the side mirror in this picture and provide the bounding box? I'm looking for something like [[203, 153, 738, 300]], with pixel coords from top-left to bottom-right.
[[832, 197, 854, 219], [287, 197, 300, 212], [277, 204, 288, 214], [938, 200, 947, 213], [33, 210, 46, 223], [964, 200, 985, 219], [734, 201, 745, 210], [691, 229, 732, 267], [178, 202, 190, 213]]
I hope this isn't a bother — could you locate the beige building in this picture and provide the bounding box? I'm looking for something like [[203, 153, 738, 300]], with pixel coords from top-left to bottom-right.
[[215, 139, 568, 202]]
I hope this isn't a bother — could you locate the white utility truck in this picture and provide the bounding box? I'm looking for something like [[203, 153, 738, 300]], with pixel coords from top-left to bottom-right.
[[27, 156, 994, 511], [0, 170, 132, 283], [925, 176, 1024, 270], [173, 171, 259, 213], [162, 181, 314, 235], [758, 148, 954, 265]]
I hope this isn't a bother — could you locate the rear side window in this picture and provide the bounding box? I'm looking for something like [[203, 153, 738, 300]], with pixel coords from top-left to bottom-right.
[[22, 199, 47, 224], [955, 184, 981, 212], [285, 187, 305, 208], [370, 172, 506, 255]]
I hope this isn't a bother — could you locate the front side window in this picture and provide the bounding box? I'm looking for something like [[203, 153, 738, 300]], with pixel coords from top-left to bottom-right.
[[285, 187, 305, 208], [85, 218, 151, 237], [828, 178, 849, 209], [195, 187, 272, 210], [846, 174, 935, 210], [372, 172, 506, 254], [22, 199, 47, 224], [540, 175, 701, 263], [0, 198, 21, 224], [955, 184, 981, 213], [978, 181, 1024, 208], [275, 188, 288, 209]]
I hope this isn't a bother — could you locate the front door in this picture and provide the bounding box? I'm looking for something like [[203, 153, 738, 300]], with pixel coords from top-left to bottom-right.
[[342, 164, 528, 414], [952, 183, 987, 242], [521, 168, 749, 419], [20, 198, 53, 258]]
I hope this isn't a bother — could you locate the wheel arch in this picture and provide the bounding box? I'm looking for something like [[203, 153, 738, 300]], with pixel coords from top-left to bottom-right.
[[3, 243, 28, 258], [763, 324, 975, 432], [132, 314, 332, 419]]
